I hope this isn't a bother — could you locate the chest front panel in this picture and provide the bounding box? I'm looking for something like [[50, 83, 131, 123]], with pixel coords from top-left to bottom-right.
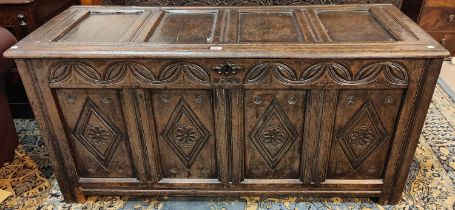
[[41, 58, 417, 189], [150, 90, 217, 179], [244, 90, 306, 179], [327, 89, 403, 179], [55, 89, 136, 178]]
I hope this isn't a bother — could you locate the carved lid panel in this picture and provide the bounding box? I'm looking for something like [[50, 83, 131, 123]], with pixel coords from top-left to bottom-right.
[[317, 10, 395, 42], [149, 10, 218, 44], [5, 5, 449, 59], [58, 12, 142, 42], [237, 11, 302, 43]]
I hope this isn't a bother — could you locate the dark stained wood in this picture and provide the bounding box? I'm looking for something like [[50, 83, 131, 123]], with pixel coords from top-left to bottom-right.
[[151, 89, 218, 180], [318, 10, 395, 42], [60, 13, 142, 42], [4, 4, 449, 205], [84, 0, 404, 8], [0, 0, 75, 39], [327, 90, 403, 180], [401, 0, 455, 56], [149, 10, 217, 43], [0, 0, 77, 118], [244, 90, 305, 180], [379, 59, 444, 204], [238, 11, 302, 42], [400, 0, 425, 21], [54, 89, 138, 178], [4, 5, 445, 59], [14, 59, 81, 201], [427, 32, 455, 57], [301, 89, 337, 185], [419, 7, 455, 32]]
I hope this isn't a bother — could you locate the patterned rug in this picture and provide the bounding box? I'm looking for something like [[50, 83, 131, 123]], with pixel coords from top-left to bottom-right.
[[1, 84, 454, 210]]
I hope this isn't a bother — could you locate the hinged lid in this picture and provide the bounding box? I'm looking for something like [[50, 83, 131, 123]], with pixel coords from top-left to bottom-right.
[[4, 4, 450, 59]]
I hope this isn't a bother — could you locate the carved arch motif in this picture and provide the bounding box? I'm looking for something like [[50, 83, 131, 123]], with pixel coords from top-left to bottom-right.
[[107, 62, 157, 83], [50, 61, 97, 83], [356, 62, 408, 85], [244, 62, 298, 85], [49, 61, 408, 86], [49, 61, 128, 84], [159, 62, 210, 85], [300, 62, 353, 84], [49, 61, 210, 85], [244, 61, 408, 86]]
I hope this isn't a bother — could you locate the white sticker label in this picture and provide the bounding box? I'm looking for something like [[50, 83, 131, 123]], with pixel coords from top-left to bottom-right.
[[10, 46, 18, 49], [210, 46, 223, 51], [426, 45, 435, 49]]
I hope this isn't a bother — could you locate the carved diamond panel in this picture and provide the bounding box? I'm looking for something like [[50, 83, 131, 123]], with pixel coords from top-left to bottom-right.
[[249, 99, 298, 169], [336, 100, 388, 170], [161, 98, 210, 168], [74, 98, 122, 169]]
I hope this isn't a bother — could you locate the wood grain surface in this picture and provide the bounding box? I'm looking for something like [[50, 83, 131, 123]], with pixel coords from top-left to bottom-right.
[[4, 4, 449, 205]]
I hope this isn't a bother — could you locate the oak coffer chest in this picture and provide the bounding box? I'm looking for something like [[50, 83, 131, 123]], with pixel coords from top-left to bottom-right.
[[4, 4, 449, 204]]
